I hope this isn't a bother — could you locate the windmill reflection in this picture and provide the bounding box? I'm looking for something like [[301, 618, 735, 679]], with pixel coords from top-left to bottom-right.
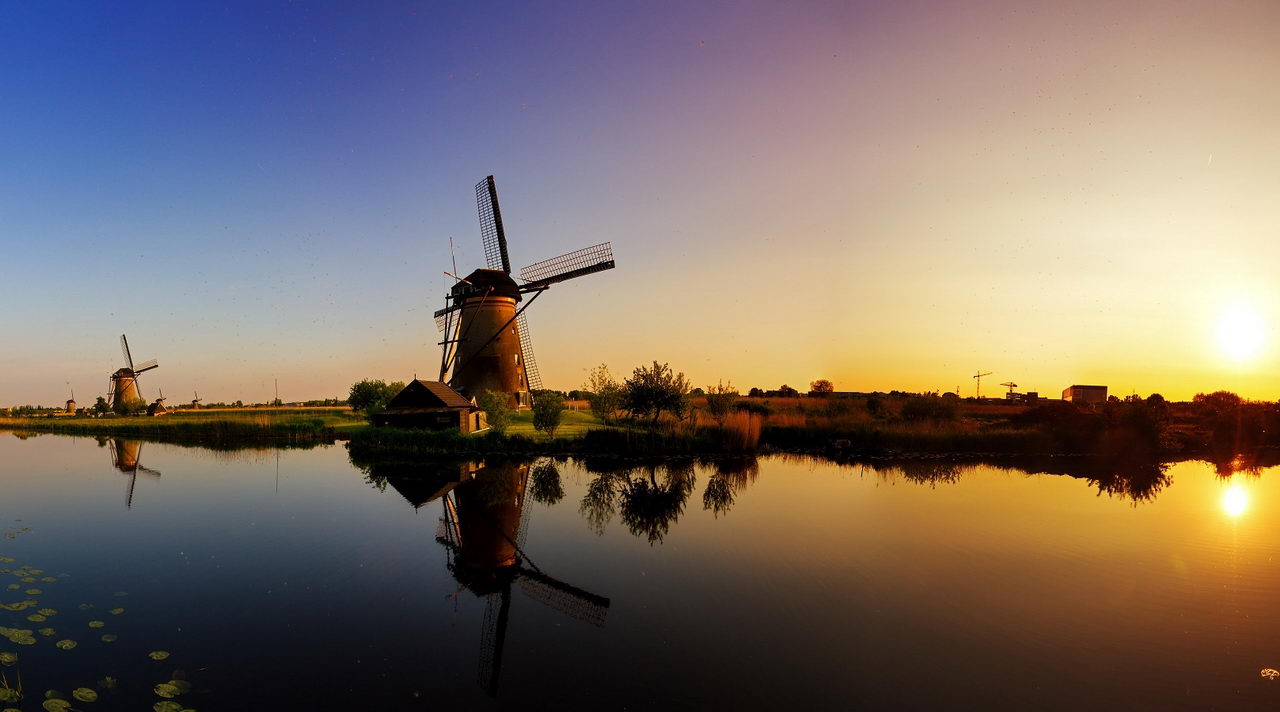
[[369, 458, 610, 697], [105, 438, 161, 508]]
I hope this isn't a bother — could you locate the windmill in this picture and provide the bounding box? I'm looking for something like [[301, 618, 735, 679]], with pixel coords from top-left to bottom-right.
[[147, 388, 169, 416], [972, 371, 993, 399], [108, 334, 159, 409], [433, 176, 617, 408], [65, 384, 76, 414], [107, 439, 161, 509], [191, 391, 202, 409]]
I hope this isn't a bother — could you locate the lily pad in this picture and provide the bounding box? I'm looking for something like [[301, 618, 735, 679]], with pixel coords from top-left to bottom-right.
[[37, 628, 55, 637], [109, 608, 124, 615], [24, 588, 40, 595], [54, 639, 76, 650], [42, 700, 71, 712], [153, 702, 183, 712], [37, 608, 55, 616], [0, 688, 18, 701], [77, 603, 94, 610], [148, 650, 170, 661], [26, 614, 46, 623], [100, 634, 117, 643], [71, 688, 98, 703], [0, 651, 16, 665], [19, 578, 34, 584], [4, 585, 16, 591], [154, 682, 181, 698], [40, 577, 55, 583], [87, 621, 104, 629]]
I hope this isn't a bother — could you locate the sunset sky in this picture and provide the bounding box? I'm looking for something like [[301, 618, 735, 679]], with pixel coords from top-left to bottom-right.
[[4, 0, 1280, 404]]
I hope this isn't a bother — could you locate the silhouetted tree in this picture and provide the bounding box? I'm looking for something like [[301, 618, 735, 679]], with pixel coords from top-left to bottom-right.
[[532, 391, 565, 437], [776, 384, 799, 398], [624, 361, 690, 425], [476, 389, 513, 434], [347, 379, 404, 419], [809, 379, 834, 396], [704, 380, 738, 425], [747, 387, 765, 398], [583, 363, 624, 423]]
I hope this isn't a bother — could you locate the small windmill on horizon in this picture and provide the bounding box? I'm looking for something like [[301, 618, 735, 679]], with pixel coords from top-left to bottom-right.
[[433, 176, 616, 407]]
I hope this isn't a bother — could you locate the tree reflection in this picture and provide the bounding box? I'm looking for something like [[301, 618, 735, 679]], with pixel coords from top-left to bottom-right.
[[703, 458, 759, 517], [578, 459, 698, 543], [529, 460, 565, 505]]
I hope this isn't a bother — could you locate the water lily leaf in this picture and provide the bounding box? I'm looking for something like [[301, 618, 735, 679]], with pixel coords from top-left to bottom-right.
[[19, 578, 34, 584], [148, 650, 170, 661], [24, 588, 40, 595], [37, 608, 55, 616], [40, 577, 56, 583], [42, 700, 71, 712], [167, 680, 192, 694], [77, 603, 94, 610], [87, 621, 104, 629], [4, 585, 16, 591], [154, 682, 180, 698], [153, 702, 183, 712], [54, 639, 76, 650], [0, 687, 18, 701], [72, 688, 98, 703], [109, 608, 124, 615], [37, 628, 55, 636], [0, 558, 13, 563], [0, 651, 16, 665], [26, 614, 46, 623], [97, 677, 117, 690], [100, 634, 117, 642], [28, 570, 43, 575]]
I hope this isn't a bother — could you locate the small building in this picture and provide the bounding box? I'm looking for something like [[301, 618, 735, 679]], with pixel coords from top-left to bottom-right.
[[146, 399, 169, 416], [373, 379, 487, 433], [1062, 385, 1107, 405]]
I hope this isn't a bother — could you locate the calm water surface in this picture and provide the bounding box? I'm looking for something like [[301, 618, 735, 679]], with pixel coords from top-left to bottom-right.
[[2, 433, 1279, 710]]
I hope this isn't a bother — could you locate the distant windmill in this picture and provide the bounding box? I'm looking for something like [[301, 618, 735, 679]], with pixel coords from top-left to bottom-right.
[[147, 388, 169, 416], [434, 176, 617, 408], [972, 371, 993, 399], [108, 334, 158, 409], [191, 391, 202, 409], [1000, 381, 1018, 398], [65, 384, 76, 414]]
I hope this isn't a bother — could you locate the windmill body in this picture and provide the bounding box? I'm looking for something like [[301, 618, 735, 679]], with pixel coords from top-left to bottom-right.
[[435, 176, 616, 408]]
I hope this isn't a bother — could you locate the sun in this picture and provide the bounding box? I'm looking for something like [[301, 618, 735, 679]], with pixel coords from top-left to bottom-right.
[[1216, 305, 1266, 361], [1222, 484, 1249, 518]]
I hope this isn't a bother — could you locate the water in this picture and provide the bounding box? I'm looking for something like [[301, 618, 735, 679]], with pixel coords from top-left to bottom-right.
[[2, 434, 1280, 710]]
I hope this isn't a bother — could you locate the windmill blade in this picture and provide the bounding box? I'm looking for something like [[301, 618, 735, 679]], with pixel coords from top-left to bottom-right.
[[516, 314, 543, 391], [518, 242, 615, 290], [434, 303, 462, 332], [133, 359, 159, 374], [516, 568, 610, 627], [476, 176, 512, 274], [120, 334, 135, 371]]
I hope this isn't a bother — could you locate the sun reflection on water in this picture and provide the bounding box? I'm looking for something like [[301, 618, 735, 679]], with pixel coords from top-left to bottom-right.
[[1221, 485, 1249, 518]]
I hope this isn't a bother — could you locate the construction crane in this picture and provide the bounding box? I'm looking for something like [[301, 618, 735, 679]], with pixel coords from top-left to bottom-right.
[[973, 371, 993, 399], [1000, 381, 1018, 398]]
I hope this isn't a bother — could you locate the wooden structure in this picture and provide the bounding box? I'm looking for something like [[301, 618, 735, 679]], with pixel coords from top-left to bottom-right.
[[1062, 385, 1107, 404], [373, 379, 486, 432]]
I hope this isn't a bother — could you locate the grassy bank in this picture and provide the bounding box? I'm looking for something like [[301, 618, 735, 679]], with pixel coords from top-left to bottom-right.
[[0, 409, 364, 447]]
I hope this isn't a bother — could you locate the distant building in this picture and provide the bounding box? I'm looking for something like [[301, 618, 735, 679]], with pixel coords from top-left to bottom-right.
[[373, 380, 487, 433], [1062, 385, 1107, 405]]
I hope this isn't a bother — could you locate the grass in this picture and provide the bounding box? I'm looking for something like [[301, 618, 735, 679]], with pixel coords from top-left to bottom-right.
[[0, 409, 365, 447]]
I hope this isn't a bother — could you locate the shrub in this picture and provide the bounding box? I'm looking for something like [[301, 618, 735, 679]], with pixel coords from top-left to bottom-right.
[[583, 364, 624, 423], [624, 361, 691, 425], [348, 379, 405, 419], [532, 391, 566, 437], [477, 389, 513, 434], [704, 380, 738, 425]]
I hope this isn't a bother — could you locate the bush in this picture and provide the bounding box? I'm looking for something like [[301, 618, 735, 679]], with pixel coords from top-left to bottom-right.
[[624, 361, 691, 425], [583, 364, 624, 423], [532, 392, 566, 437], [734, 400, 772, 416], [899, 395, 958, 422], [477, 389, 513, 434], [704, 380, 738, 425], [348, 379, 405, 419]]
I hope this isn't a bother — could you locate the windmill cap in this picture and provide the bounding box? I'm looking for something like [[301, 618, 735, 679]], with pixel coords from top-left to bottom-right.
[[453, 268, 522, 299]]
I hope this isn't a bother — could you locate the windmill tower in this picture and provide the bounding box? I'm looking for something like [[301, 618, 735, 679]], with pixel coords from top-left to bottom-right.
[[65, 385, 76, 414], [191, 391, 202, 409], [108, 334, 159, 410], [147, 388, 169, 416], [107, 439, 161, 508], [434, 176, 616, 408]]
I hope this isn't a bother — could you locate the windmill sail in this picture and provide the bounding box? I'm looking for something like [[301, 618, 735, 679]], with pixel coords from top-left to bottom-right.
[[516, 314, 542, 391], [476, 176, 512, 274], [519, 243, 615, 290], [120, 334, 135, 371]]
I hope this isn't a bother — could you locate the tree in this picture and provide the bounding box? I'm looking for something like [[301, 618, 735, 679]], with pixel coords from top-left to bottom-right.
[[747, 387, 765, 398], [777, 384, 799, 398], [347, 379, 405, 419], [809, 379, 834, 396], [477, 389, 513, 434], [583, 364, 624, 424], [704, 380, 738, 426], [624, 361, 691, 425], [92, 397, 110, 416], [532, 391, 566, 438]]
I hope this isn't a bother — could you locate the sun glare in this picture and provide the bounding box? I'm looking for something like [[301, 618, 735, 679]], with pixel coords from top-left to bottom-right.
[[1221, 485, 1249, 518], [1216, 305, 1266, 361]]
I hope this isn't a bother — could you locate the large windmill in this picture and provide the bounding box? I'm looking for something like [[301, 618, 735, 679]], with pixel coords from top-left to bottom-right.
[[433, 176, 616, 408], [108, 334, 159, 409]]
